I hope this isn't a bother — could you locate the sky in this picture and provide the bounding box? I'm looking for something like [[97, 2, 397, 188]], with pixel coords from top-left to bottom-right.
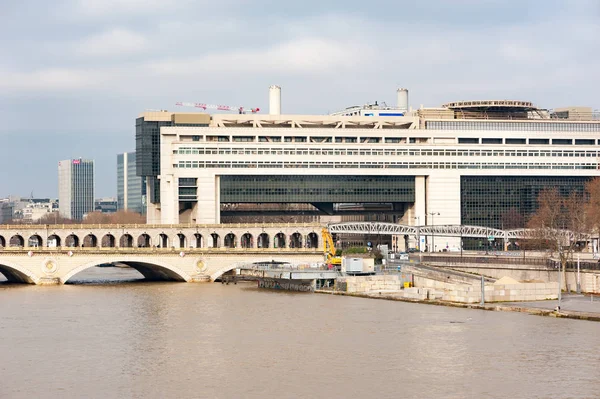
[[0, 0, 599, 198]]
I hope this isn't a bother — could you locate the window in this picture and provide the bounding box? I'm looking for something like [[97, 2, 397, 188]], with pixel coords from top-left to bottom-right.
[[529, 138, 549, 145], [458, 138, 479, 144], [482, 138, 502, 144]]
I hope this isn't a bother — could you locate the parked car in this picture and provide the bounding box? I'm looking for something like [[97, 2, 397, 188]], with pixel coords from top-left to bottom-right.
[[397, 252, 410, 261]]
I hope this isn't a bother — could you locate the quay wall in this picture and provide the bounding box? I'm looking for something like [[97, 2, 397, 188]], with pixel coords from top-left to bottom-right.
[[431, 263, 600, 294]]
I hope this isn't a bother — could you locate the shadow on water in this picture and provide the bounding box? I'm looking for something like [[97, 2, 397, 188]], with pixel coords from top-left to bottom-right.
[[0, 265, 181, 286], [65, 265, 150, 285]]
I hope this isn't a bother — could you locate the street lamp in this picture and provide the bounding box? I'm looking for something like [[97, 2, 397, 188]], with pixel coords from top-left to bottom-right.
[[428, 212, 440, 253]]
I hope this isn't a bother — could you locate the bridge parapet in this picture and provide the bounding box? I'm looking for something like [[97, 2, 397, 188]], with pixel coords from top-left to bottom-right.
[[0, 223, 324, 251]]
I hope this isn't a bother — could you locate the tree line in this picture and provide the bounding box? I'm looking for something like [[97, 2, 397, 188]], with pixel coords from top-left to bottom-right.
[[5, 210, 146, 225]]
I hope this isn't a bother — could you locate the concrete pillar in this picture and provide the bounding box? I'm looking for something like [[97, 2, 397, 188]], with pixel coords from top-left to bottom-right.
[[195, 174, 220, 224], [426, 172, 462, 251], [414, 176, 427, 251], [159, 132, 179, 224]]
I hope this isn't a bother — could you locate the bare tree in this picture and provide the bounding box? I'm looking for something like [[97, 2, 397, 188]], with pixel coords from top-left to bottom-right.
[[500, 208, 525, 229], [584, 177, 600, 244], [109, 210, 146, 224], [83, 211, 112, 224], [527, 188, 588, 291], [36, 212, 76, 225]]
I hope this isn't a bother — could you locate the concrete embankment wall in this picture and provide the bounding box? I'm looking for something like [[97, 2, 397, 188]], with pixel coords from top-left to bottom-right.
[[337, 274, 558, 303], [430, 263, 600, 294], [337, 275, 404, 293]]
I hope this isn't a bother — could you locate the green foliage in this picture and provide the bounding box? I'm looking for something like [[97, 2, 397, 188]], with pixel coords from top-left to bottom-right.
[[341, 247, 368, 255]]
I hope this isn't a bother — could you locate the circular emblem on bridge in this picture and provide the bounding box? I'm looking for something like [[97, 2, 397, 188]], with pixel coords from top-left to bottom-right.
[[42, 258, 58, 275], [195, 259, 207, 273]]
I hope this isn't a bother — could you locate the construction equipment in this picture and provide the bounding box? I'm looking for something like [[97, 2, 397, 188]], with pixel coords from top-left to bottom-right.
[[175, 102, 260, 114], [322, 228, 342, 269]]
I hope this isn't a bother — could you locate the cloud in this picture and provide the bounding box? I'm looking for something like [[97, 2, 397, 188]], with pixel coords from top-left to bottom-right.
[[74, 0, 173, 16], [0, 68, 104, 91], [74, 28, 148, 57], [147, 37, 369, 76]]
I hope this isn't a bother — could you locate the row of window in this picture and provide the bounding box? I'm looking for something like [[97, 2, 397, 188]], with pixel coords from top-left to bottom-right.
[[182, 135, 600, 145], [173, 161, 599, 170], [174, 147, 600, 158], [427, 121, 600, 132], [458, 138, 597, 145]]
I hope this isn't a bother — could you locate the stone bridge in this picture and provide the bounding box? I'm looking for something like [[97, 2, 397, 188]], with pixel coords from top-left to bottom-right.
[[0, 247, 324, 285], [0, 223, 324, 285]]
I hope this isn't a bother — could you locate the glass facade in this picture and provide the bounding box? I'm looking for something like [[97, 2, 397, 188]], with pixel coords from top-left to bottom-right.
[[220, 175, 415, 203], [58, 159, 94, 220], [117, 152, 147, 214], [460, 175, 590, 229], [135, 118, 209, 204]]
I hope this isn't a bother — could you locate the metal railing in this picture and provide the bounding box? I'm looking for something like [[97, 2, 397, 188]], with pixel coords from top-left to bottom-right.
[[0, 246, 323, 254], [421, 254, 600, 271]]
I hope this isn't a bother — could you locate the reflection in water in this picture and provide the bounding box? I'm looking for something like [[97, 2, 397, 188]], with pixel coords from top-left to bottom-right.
[[1, 269, 599, 398]]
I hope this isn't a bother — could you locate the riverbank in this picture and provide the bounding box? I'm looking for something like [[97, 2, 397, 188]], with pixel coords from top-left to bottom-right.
[[315, 289, 600, 322]]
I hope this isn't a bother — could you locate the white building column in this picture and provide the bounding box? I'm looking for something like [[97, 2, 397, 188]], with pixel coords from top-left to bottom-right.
[[159, 131, 179, 224], [426, 172, 462, 252], [413, 175, 427, 251], [159, 174, 179, 224], [195, 174, 220, 224]]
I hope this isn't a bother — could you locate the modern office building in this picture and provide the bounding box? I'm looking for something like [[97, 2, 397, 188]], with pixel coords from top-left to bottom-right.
[[135, 113, 210, 218], [58, 159, 95, 220], [117, 152, 146, 214], [94, 197, 118, 214], [0, 200, 12, 224], [135, 87, 599, 250]]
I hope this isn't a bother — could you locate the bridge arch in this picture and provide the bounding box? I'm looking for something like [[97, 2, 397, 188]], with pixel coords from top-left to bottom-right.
[[289, 232, 302, 248], [193, 233, 203, 248], [0, 235, 5, 247], [119, 234, 133, 248], [9, 235, 24, 247], [176, 233, 186, 248], [82, 234, 97, 247], [241, 233, 253, 248], [62, 257, 192, 284], [65, 234, 79, 247], [257, 233, 269, 248], [210, 233, 220, 248], [28, 234, 43, 247], [306, 232, 319, 248], [138, 234, 151, 248], [157, 233, 169, 248], [0, 260, 39, 284], [102, 234, 115, 248], [224, 233, 236, 248], [274, 232, 286, 248], [48, 234, 61, 247]]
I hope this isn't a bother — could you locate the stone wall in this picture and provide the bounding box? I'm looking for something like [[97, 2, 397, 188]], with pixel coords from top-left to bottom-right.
[[338, 275, 405, 293], [338, 274, 559, 304], [439, 264, 600, 294]]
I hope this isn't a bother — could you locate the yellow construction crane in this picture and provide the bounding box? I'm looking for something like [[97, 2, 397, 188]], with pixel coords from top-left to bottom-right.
[[322, 228, 342, 269]]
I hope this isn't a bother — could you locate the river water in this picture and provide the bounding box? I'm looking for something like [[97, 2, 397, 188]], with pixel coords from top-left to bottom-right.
[[1, 268, 599, 399]]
